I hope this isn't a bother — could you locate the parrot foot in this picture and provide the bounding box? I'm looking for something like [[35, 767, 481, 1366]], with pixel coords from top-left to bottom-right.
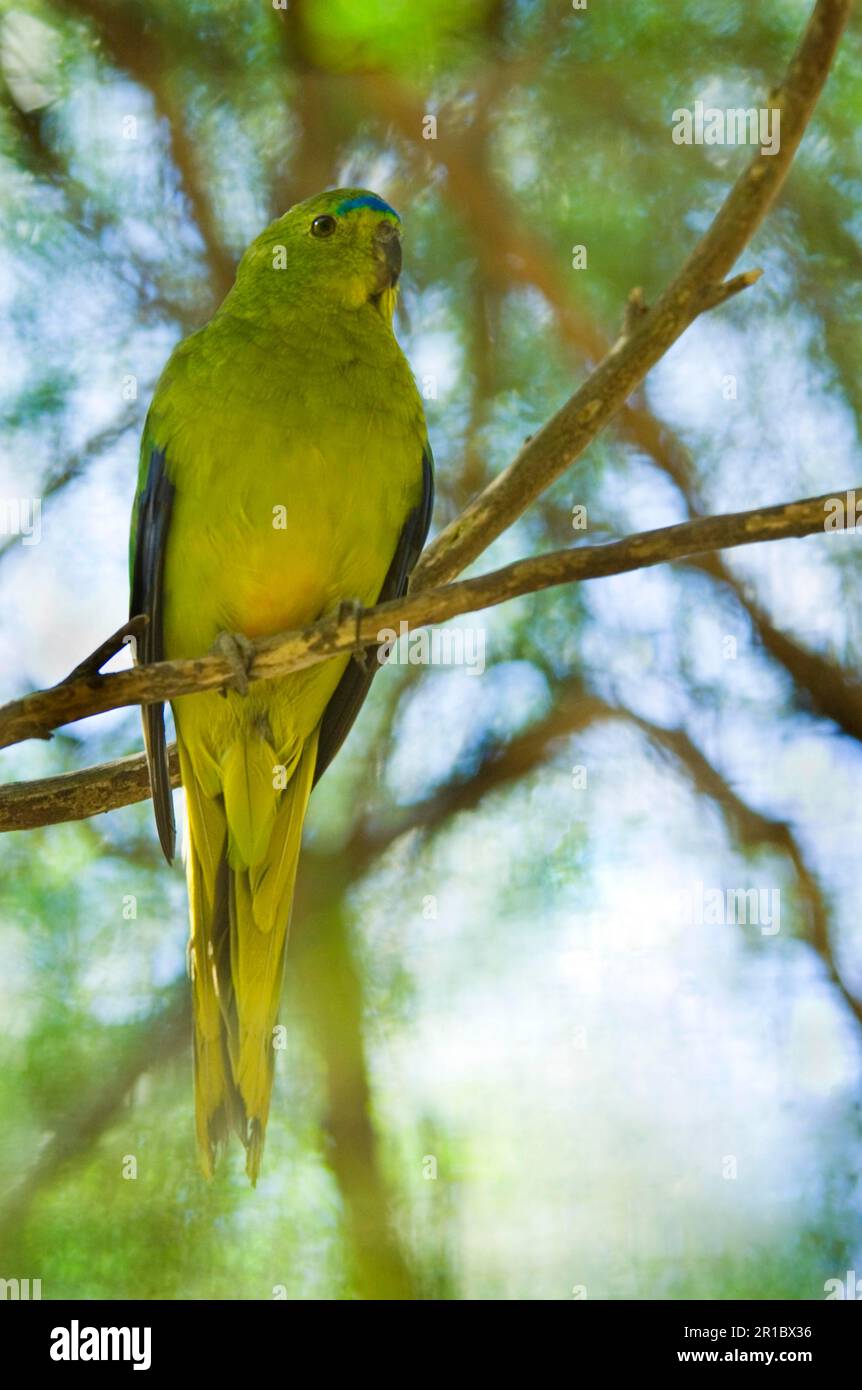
[[213, 630, 255, 696], [337, 598, 370, 671]]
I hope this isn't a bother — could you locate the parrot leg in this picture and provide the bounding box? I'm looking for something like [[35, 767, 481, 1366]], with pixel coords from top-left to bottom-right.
[[212, 630, 256, 696], [337, 597, 370, 671]]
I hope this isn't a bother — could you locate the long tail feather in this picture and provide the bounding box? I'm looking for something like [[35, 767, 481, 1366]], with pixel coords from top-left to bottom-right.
[[183, 725, 319, 1183]]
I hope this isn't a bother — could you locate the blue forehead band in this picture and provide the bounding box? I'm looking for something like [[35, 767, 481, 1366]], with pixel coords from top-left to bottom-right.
[[334, 194, 400, 220]]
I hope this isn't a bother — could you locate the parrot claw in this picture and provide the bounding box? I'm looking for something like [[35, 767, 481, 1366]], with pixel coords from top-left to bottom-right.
[[337, 598, 369, 671], [213, 630, 255, 696]]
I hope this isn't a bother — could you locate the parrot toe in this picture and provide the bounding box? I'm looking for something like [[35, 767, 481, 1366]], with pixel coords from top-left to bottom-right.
[[213, 629, 256, 696], [337, 597, 370, 671]]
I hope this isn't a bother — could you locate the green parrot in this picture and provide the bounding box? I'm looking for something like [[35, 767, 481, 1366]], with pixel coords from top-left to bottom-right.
[[129, 189, 433, 1183]]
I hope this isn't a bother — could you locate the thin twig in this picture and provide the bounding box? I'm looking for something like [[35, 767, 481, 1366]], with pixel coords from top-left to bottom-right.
[[63, 615, 148, 682]]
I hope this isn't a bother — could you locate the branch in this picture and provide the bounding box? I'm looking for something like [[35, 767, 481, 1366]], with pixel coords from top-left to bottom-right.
[[625, 711, 862, 1029], [0, 488, 852, 758], [0, 875, 421, 1297], [290, 868, 421, 1297], [692, 552, 862, 742], [334, 681, 862, 1035], [0, 0, 850, 829], [410, 0, 852, 588], [0, 984, 189, 1253], [0, 412, 139, 566], [0, 747, 181, 832], [56, 0, 236, 300], [364, 14, 862, 756], [342, 686, 613, 868]]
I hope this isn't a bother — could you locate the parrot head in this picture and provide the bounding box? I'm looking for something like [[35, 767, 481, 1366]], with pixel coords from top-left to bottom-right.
[[235, 187, 404, 324]]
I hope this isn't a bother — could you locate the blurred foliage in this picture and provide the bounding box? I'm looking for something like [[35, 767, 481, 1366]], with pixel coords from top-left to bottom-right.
[[0, 0, 861, 1300]]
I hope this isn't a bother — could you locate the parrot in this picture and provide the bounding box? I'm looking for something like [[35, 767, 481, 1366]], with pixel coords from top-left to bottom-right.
[[129, 189, 433, 1183]]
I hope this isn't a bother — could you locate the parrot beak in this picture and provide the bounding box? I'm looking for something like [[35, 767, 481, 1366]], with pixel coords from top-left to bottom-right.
[[373, 220, 402, 291]]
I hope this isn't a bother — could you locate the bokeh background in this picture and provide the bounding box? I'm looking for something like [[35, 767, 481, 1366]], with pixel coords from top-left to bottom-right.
[[1, 0, 861, 1300]]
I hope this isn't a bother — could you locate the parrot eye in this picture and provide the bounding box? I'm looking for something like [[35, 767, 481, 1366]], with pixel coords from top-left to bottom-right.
[[310, 215, 337, 238]]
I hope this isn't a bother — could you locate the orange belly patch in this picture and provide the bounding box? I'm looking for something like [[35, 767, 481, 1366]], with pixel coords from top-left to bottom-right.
[[228, 566, 328, 640]]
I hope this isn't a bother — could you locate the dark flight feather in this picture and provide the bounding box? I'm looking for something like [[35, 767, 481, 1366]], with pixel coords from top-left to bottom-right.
[[314, 440, 435, 784], [130, 446, 176, 862]]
